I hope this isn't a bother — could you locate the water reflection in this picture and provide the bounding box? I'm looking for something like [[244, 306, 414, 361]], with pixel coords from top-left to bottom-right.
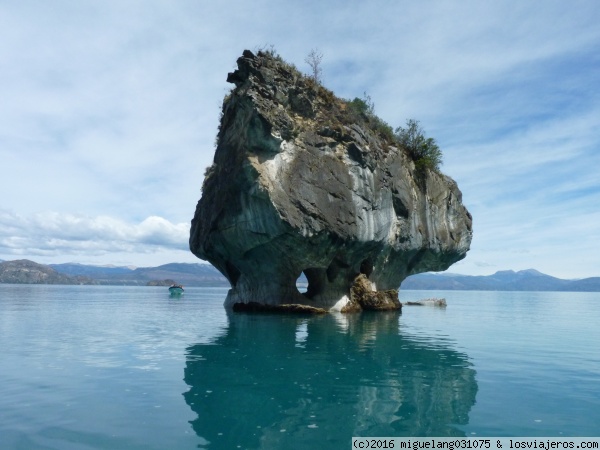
[[183, 312, 477, 448]]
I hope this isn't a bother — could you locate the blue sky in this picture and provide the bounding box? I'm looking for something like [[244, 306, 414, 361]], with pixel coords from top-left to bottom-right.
[[1, 1, 598, 278]]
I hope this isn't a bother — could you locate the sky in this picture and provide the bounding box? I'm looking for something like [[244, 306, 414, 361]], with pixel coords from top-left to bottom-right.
[[1, 0, 599, 279]]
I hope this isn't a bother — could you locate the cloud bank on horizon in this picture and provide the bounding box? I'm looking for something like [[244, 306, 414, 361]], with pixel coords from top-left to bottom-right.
[[1, 1, 598, 278], [0, 211, 189, 266]]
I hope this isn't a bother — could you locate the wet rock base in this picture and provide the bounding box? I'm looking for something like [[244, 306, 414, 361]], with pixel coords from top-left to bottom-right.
[[232, 302, 327, 314]]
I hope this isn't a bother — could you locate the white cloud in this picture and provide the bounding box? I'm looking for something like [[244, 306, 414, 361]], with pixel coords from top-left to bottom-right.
[[0, 210, 190, 263]]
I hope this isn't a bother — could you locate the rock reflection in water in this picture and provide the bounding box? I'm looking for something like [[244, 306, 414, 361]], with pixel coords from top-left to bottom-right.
[[183, 312, 477, 448]]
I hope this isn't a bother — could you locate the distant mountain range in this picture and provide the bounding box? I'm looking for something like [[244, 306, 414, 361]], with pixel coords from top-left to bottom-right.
[[47, 261, 229, 286], [1, 259, 599, 291], [0, 259, 94, 285], [401, 268, 600, 292], [0, 259, 228, 287]]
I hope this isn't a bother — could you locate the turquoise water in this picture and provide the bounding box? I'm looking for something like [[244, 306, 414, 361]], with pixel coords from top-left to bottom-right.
[[0, 285, 598, 449]]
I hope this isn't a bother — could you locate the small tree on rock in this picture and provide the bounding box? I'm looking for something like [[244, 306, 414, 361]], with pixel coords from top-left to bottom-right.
[[305, 49, 323, 85], [395, 119, 443, 172]]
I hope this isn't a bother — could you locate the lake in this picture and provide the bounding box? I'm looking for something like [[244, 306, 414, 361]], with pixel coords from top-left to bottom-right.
[[0, 285, 599, 449]]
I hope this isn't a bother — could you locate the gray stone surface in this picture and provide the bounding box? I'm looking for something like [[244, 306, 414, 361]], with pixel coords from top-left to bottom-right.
[[190, 50, 472, 310]]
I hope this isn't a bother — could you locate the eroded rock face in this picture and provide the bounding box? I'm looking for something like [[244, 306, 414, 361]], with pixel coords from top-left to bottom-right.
[[190, 50, 472, 310]]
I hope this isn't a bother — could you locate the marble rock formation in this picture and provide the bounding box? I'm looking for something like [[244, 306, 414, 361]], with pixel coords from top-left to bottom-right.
[[405, 298, 448, 307], [190, 50, 472, 311]]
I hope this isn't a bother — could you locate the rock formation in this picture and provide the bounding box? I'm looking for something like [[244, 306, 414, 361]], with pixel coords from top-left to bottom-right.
[[405, 298, 447, 307], [189, 50, 472, 311]]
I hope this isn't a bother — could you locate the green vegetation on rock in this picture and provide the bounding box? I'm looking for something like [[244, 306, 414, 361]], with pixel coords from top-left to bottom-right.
[[395, 119, 443, 172], [220, 47, 443, 176]]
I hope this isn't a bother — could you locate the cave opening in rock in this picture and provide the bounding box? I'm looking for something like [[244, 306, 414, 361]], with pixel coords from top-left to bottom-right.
[[297, 268, 327, 299], [360, 259, 373, 277], [296, 271, 308, 294]]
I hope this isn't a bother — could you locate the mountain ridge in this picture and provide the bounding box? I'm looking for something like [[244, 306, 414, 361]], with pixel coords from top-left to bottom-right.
[[0, 260, 96, 285], [402, 269, 600, 291], [1, 259, 599, 291], [48, 261, 229, 286]]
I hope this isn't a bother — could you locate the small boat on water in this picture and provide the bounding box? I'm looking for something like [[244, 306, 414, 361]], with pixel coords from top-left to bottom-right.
[[169, 284, 184, 296]]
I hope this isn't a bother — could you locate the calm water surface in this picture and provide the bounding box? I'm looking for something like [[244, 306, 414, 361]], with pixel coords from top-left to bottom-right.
[[0, 285, 599, 449]]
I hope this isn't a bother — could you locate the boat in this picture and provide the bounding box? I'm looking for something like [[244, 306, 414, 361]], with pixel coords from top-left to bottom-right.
[[168, 284, 184, 296]]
